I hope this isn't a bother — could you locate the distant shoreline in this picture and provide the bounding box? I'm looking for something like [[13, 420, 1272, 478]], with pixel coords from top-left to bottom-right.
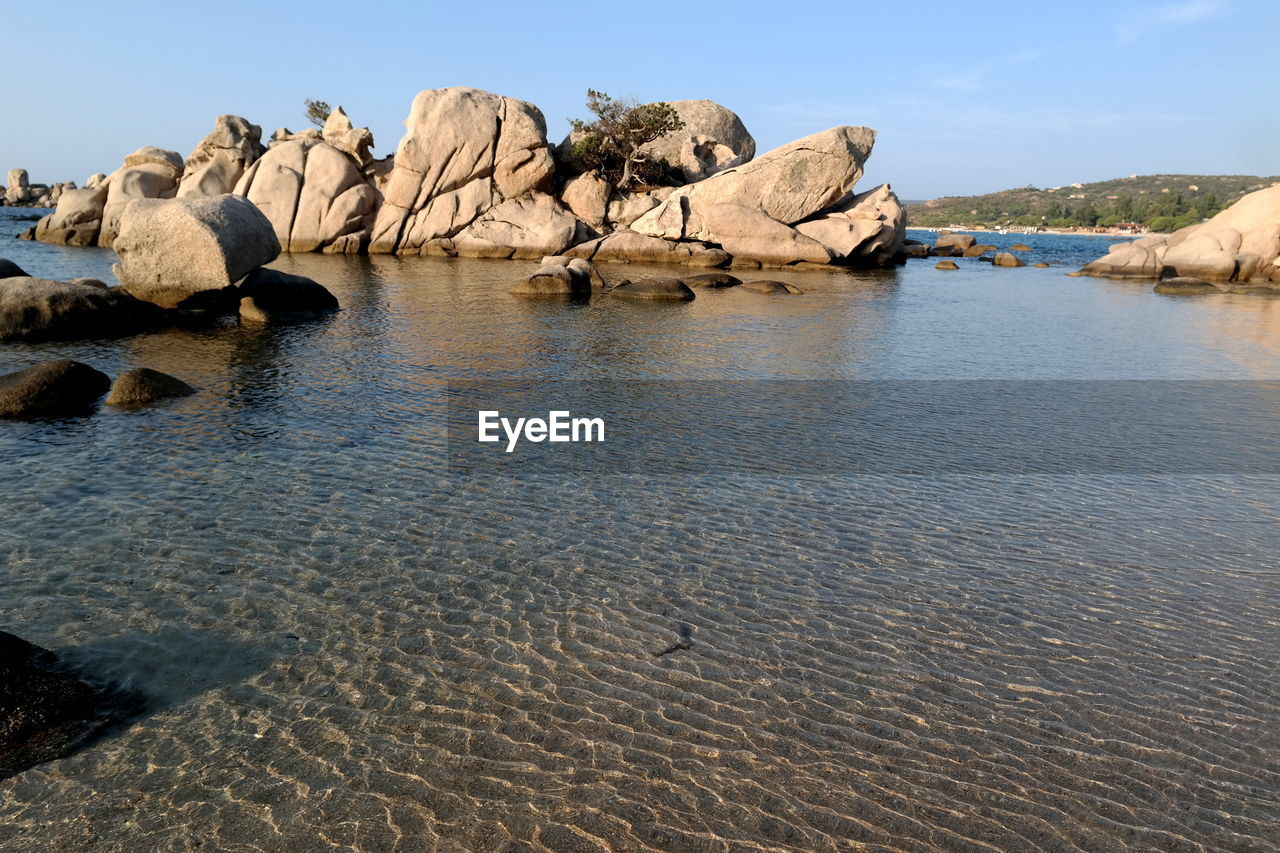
[[908, 226, 1151, 239]]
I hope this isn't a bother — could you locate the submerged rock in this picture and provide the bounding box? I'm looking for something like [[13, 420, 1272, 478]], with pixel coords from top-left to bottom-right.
[[935, 260, 959, 270], [740, 279, 803, 294], [0, 360, 111, 417], [0, 277, 161, 341], [237, 268, 339, 325], [682, 272, 742, 288], [1009, 243, 1031, 251], [1153, 277, 1228, 295], [114, 195, 280, 308], [611, 277, 696, 301], [0, 631, 144, 778], [105, 368, 196, 407]]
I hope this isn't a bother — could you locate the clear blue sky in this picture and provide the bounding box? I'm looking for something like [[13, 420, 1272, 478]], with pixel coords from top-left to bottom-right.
[[6, 0, 1276, 199]]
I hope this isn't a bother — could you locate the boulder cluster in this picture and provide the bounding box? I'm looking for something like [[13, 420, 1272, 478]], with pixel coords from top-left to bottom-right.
[[511, 257, 803, 302], [1078, 185, 1280, 290], [25, 87, 908, 270], [1, 169, 77, 208]]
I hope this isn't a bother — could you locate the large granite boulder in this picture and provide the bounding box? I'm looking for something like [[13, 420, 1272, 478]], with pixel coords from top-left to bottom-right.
[[5, 169, 30, 204], [0, 277, 161, 341], [448, 193, 589, 260], [795, 184, 906, 267], [98, 147, 185, 248], [234, 139, 378, 254], [0, 361, 111, 417], [369, 87, 556, 254], [114, 195, 280, 307], [685, 203, 833, 266], [177, 115, 264, 198], [639, 99, 755, 183], [1081, 185, 1280, 283], [0, 631, 143, 777], [560, 171, 611, 231], [633, 126, 876, 237], [321, 106, 375, 165], [33, 185, 110, 247], [105, 368, 196, 407], [236, 267, 339, 325]]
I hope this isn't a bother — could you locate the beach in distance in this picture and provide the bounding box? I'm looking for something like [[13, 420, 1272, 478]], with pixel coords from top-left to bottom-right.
[[2, 2, 1279, 851]]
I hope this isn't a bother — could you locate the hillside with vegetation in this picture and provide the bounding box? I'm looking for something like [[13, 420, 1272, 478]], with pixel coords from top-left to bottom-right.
[[907, 174, 1280, 231]]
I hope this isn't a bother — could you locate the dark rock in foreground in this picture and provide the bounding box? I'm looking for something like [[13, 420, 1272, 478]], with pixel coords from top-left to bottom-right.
[[0, 631, 144, 779], [0, 360, 111, 418], [106, 368, 196, 407], [610, 277, 696, 301], [0, 258, 28, 279], [237, 267, 339, 325], [0, 277, 161, 342]]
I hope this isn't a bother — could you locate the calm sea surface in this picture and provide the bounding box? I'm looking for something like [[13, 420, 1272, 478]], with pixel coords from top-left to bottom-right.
[[1, 211, 1277, 851]]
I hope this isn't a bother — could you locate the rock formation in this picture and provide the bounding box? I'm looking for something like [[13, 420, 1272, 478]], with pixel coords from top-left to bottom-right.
[[368, 87, 560, 254], [511, 260, 597, 298], [794, 184, 907, 267], [113, 195, 280, 307], [639, 100, 756, 183], [321, 107, 375, 166], [99, 148, 185, 248], [33, 185, 109, 246], [611, 277, 696, 301], [234, 139, 378, 254], [4, 169, 30, 205], [178, 115, 265, 198], [1080, 185, 1280, 285]]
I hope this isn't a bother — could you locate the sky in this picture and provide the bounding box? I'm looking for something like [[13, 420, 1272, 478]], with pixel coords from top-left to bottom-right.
[[4, 0, 1277, 200]]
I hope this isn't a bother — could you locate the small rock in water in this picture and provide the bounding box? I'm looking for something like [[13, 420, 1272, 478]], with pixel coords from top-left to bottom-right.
[[740, 279, 803, 294], [1153, 277, 1227, 295], [237, 268, 339, 325], [105, 368, 196, 407], [993, 252, 1026, 268], [611, 277, 696, 301], [682, 272, 742, 288], [935, 260, 959, 270], [0, 360, 111, 418], [1009, 243, 1031, 251]]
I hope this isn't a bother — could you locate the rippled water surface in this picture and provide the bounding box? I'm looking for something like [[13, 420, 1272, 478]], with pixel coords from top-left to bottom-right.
[[2, 213, 1278, 852]]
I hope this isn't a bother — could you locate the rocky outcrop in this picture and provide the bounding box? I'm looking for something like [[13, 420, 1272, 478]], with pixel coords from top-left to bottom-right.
[[33, 185, 109, 246], [0, 361, 111, 417], [445, 193, 590, 260], [105, 368, 196, 406], [114, 195, 280, 308], [5, 169, 30, 204], [321, 107, 374, 166], [0, 631, 143, 777], [177, 115, 264, 199], [566, 230, 730, 267], [99, 148, 185, 248], [237, 268, 339, 324], [686, 204, 833, 266], [1080, 185, 1280, 284], [794, 184, 906, 267], [638, 100, 755, 183], [234, 139, 378, 254], [0, 277, 161, 341], [634, 126, 875, 236], [369, 87, 556, 254]]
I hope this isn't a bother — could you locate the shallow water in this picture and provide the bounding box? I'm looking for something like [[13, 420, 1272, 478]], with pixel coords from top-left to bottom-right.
[[1, 213, 1277, 852]]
